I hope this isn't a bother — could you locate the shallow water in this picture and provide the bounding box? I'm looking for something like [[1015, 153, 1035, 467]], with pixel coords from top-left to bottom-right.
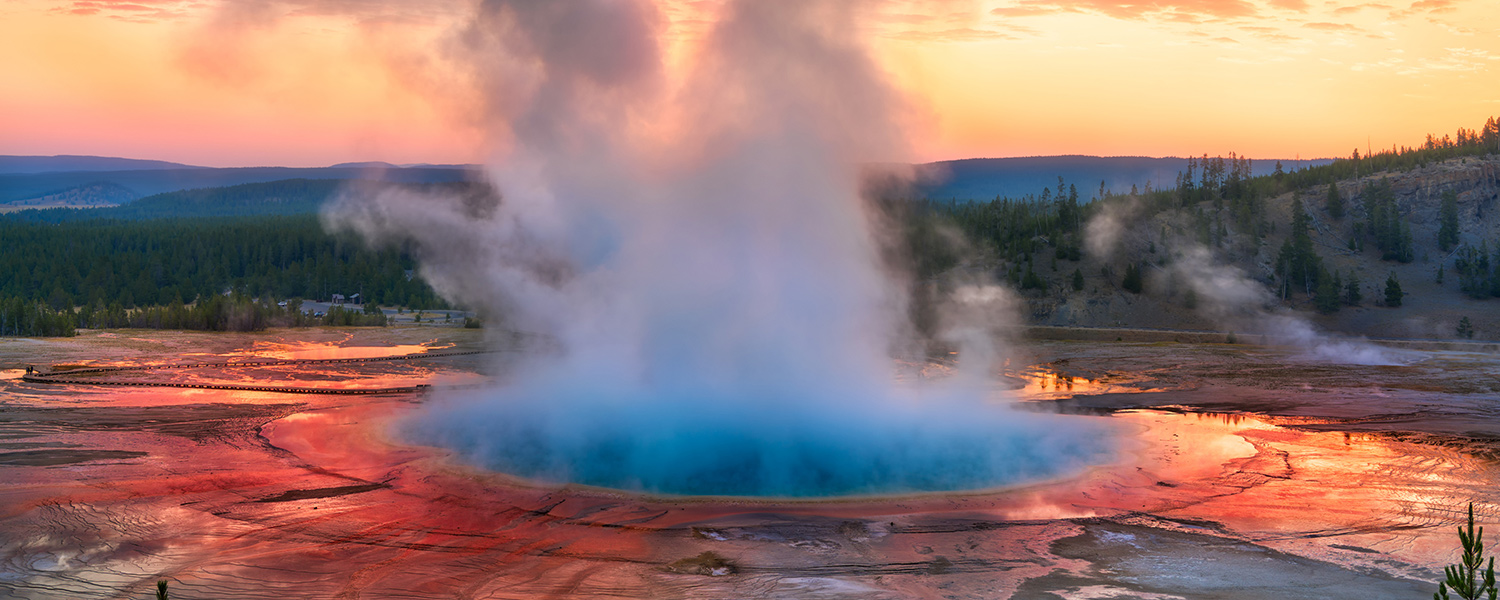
[[410, 385, 1116, 498], [242, 340, 441, 360]]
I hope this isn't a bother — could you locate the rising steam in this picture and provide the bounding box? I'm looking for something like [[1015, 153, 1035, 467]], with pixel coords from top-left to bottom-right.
[[324, 0, 1111, 496], [1085, 201, 1405, 366]]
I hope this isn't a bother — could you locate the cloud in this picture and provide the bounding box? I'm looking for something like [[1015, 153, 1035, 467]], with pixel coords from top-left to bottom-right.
[[989, 0, 1259, 22], [1409, 0, 1456, 11], [1302, 21, 1361, 31], [1429, 18, 1476, 35], [887, 27, 1023, 42], [989, 4, 1058, 16], [880, 10, 973, 24], [1350, 47, 1492, 75], [1391, 0, 1462, 19], [883, 4, 1036, 42], [1238, 24, 1300, 41], [53, 0, 196, 22], [1266, 0, 1308, 11], [1332, 2, 1390, 15], [56, 0, 470, 25]]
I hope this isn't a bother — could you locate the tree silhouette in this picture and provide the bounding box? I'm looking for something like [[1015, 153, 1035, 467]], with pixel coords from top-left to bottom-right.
[[1440, 190, 1461, 252], [1385, 273, 1404, 307], [1122, 263, 1143, 294], [1325, 181, 1344, 219]]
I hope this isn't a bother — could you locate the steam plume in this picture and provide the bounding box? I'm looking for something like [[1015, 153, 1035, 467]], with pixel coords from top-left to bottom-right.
[[1083, 205, 1405, 366], [323, 0, 1110, 496]]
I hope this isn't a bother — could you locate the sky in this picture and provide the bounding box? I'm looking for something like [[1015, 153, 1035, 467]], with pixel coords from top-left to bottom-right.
[[1, 0, 1496, 167]]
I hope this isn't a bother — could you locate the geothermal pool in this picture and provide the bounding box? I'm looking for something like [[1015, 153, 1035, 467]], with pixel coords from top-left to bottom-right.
[[408, 379, 1115, 498], [0, 329, 1495, 599]]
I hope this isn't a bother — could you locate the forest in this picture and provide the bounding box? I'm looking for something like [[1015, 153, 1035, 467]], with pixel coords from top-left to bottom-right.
[[0, 215, 442, 335], [916, 114, 1500, 316], [1, 115, 1497, 337], [0, 215, 444, 309]]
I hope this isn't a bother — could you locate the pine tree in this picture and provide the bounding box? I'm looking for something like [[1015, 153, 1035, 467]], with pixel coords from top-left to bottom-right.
[[1315, 268, 1341, 313], [1396, 221, 1415, 262], [1071, 268, 1084, 291], [1457, 317, 1475, 340], [1385, 272, 1404, 307], [1122, 263, 1144, 294], [1326, 181, 1345, 219], [1021, 265, 1046, 291], [1277, 198, 1323, 295], [1440, 190, 1461, 252], [1343, 272, 1363, 306], [1435, 503, 1496, 600]]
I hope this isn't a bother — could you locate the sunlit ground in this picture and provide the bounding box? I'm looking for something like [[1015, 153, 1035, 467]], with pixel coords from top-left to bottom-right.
[[0, 330, 1494, 598]]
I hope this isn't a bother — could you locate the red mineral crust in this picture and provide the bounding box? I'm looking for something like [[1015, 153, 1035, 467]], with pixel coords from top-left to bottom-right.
[[0, 335, 1488, 599]]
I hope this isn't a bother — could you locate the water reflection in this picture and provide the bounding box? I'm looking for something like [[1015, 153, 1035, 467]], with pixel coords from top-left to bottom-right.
[[1009, 366, 1158, 400], [244, 341, 445, 360]]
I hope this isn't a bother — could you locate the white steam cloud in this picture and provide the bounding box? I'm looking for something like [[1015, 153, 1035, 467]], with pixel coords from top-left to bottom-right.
[[1167, 246, 1405, 365], [1082, 205, 1406, 366], [323, 0, 1110, 496], [1084, 196, 1140, 259]]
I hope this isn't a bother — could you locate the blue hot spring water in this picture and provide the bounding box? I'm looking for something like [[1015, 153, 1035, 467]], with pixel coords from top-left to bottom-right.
[[404, 372, 1114, 498]]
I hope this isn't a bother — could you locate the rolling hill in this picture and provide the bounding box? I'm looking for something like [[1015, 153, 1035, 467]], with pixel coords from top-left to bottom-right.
[[0, 162, 482, 206], [917, 155, 1334, 201]]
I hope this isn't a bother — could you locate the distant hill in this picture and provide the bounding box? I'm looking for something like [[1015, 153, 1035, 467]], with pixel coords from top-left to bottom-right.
[[1, 154, 1342, 207], [918, 155, 1334, 201], [329, 161, 473, 169], [0, 179, 494, 223], [0, 182, 139, 212], [0, 179, 340, 222], [0, 164, 482, 205], [0, 155, 204, 174]]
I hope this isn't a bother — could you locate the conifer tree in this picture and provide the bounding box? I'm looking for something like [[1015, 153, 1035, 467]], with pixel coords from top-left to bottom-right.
[[1435, 503, 1496, 600], [1021, 265, 1046, 291], [1122, 263, 1144, 294], [1343, 272, 1363, 306], [1315, 268, 1341, 313], [1326, 181, 1345, 219], [1440, 190, 1461, 252], [1385, 272, 1404, 307], [1277, 198, 1323, 295]]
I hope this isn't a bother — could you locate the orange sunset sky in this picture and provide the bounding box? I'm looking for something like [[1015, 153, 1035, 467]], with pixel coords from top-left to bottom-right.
[[2, 0, 1497, 167]]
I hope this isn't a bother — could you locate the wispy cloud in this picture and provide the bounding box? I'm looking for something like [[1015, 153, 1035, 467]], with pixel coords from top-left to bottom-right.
[[1302, 20, 1362, 31], [1351, 47, 1493, 75], [887, 27, 1023, 42], [54, 0, 197, 22], [53, 0, 464, 25], [1332, 2, 1390, 15], [1428, 18, 1476, 35], [1391, 0, 1462, 19], [1238, 24, 1300, 42], [989, 0, 1260, 23]]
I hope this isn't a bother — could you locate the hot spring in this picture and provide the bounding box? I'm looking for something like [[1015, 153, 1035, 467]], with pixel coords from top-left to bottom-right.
[[404, 376, 1116, 498], [326, 0, 1117, 498]]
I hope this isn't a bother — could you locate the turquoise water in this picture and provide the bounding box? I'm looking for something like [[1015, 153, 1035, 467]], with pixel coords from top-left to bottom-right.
[[409, 383, 1115, 498]]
